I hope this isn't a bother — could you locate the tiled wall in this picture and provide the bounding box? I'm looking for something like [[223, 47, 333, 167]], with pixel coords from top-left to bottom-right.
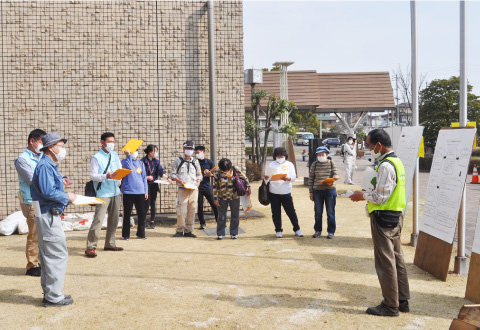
[[0, 0, 244, 217]]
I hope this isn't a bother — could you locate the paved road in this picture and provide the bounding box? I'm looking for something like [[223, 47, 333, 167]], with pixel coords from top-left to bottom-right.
[[290, 145, 479, 255]]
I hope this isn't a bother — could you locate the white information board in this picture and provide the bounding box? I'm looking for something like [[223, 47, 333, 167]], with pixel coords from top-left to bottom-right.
[[472, 204, 480, 254], [419, 128, 476, 243], [394, 126, 424, 208]]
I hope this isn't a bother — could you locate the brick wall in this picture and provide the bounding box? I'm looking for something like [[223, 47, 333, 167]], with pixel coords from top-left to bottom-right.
[[0, 0, 245, 217]]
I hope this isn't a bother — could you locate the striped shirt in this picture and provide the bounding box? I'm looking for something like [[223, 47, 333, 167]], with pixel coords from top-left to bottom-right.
[[308, 159, 338, 192], [363, 151, 397, 205], [213, 166, 250, 201]]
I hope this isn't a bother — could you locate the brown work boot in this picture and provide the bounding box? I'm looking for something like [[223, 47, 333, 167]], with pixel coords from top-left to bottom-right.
[[366, 302, 399, 317], [85, 248, 97, 258]]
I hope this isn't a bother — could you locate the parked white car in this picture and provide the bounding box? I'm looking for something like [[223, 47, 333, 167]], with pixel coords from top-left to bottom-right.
[[296, 132, 314, 146]]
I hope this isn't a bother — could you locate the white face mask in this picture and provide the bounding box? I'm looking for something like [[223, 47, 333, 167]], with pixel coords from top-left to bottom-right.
[[53, 146, 66, 163], [317, 156, 327, 162], [105, 142, 115, 152], [132, 151, 138, 160], [276, 157, 286, 164], [34, 143, 43, 154], [154, 152, 159, 159], [195, 152, 204, 160], [185, 149, 194, 156], [371, 144, 382, 160], [348, 140, 353, 145]]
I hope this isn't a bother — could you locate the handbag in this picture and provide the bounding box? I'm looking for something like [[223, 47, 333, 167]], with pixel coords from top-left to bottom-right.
[[232, 166, 247, 196], [258, 179, 270, 206], [84, 154, 112, 197]]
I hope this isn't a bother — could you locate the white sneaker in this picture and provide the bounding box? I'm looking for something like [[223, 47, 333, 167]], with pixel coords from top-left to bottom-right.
[[231, 235, 238, 239], [276, 232, 283, 238], [295, 230, 304, 237], [217, 236, 224, 240]]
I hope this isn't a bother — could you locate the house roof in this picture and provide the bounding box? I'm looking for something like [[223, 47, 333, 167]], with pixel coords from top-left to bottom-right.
[[244, 71, 395, 113]]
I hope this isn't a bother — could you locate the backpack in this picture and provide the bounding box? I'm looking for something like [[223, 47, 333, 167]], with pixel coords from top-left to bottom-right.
[[340, 144, 345, 157], [175, 157, 198, 174]]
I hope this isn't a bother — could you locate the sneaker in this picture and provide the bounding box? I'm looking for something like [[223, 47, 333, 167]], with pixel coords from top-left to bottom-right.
[[184, 232, 197, 238], [312, 231, 322, 238], [399, 300, 410, 313], [231, 235, 238, 239], [275, 232, 283, 238], [136, 236, 147, 240], [199, 224, 206, 230], [42, 294, 71, 303], [26, 266, 41, 277], [121, 237, 129, 241], [366, 303, 399, 317], [43, 297, 74, 307], [327, 233, 334, 239], [217, 235, 224, 240], [173, 232, 183, 237], [295, 230, 304, 237]]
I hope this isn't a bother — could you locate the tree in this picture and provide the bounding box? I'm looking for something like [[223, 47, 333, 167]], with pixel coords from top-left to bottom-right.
[[251, 88, 267, 164], [392, 65, 427, 123], [419, 76, 480, 149], [289, 110, 320, 135], [259, 94, 297, 172]]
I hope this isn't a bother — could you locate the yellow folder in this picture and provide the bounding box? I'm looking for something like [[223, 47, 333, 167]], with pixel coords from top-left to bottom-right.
[[121, 139, 144, 153], [110, 168, 132, 180]]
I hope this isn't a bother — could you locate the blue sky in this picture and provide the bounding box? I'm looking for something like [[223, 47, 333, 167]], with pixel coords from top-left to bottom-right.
[[243, 0, 480, 96]]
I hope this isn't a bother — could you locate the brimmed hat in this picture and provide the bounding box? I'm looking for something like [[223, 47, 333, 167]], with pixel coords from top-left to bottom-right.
[[41, 132, 67, 150], [183, 140, 194, 148], [315, 146, 329, 154]]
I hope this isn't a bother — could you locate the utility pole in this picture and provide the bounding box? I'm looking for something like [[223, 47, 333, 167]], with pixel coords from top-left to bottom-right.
[[410, 0, 419, 247], [207, 0, 217, 164], [455, 0, 468, 274]]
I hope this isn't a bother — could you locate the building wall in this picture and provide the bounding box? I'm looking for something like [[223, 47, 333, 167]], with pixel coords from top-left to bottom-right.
[[0, 0, 244, 217]]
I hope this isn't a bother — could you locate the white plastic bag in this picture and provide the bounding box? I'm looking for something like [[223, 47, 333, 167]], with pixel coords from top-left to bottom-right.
[[62, 221, 74, 232], [17, 218, 29, 235], [0, 211, 26, 235], [72, 213, 94, 231]]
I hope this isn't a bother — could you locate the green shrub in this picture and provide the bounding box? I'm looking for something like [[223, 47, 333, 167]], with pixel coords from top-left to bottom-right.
[[245, 146, 274, 157], [245, 160, 262, 181], [472, 148, 480, 157], [420, 155, 480, 174]]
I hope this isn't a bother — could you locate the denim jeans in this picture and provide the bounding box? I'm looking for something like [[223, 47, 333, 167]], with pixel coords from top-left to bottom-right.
[[313, 189, 336, 234]]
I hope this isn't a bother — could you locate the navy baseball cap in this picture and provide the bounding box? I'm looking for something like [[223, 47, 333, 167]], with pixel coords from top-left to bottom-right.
[[42, 132, 67, 149]]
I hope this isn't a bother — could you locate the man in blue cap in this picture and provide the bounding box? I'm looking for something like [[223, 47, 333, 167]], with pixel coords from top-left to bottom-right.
[[31, 132, 77, 307], [308, 146, 340, 239]]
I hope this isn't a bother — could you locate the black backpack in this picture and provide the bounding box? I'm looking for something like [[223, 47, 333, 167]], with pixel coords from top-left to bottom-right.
[[175, 157, 198, 174]]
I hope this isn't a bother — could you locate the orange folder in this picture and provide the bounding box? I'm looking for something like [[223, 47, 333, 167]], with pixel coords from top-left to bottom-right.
[[110, 168, 132, 180], [270, 173, 287, 181], [321, 177, 337, 185]]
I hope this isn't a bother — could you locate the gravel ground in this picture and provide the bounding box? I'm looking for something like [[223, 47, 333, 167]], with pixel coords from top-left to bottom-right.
[[0, 181, 471, 329]]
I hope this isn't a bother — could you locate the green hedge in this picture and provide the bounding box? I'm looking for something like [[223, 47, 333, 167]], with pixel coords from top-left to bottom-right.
[[245, 146, 273, 157], [419, 155, 480, 174]]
